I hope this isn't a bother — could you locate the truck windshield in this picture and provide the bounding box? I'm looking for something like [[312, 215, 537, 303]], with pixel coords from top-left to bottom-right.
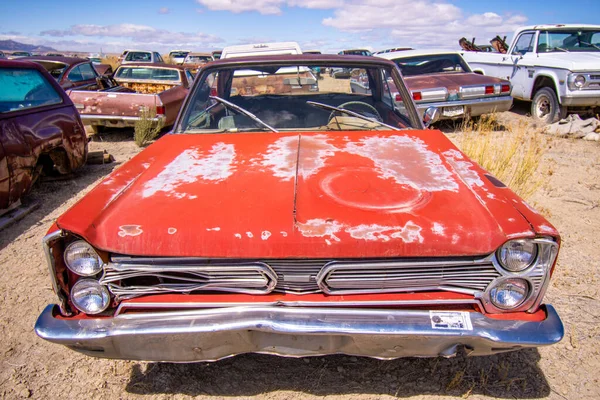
[[538, 30, 600, 52], [170, 52, 189, 58], [392, 54, 471, 76], [177, 62, 417, 133]]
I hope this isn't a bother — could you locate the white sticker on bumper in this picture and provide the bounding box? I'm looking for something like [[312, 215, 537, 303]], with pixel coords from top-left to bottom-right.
[[429, 311, 473, 330]]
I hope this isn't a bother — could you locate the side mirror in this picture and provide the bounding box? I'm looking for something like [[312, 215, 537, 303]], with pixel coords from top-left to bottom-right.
[[423, 106, 439, 128]]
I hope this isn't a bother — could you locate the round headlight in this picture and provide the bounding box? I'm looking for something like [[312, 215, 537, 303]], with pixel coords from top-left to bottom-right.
[[497, 239, 537, 272], [489, 278, 529, 309], [71, 279, 110, 314], [574, 75, 586, 88], [64, 240, 103, 276]]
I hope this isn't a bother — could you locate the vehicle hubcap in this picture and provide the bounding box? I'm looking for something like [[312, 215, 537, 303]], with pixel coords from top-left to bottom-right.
[[536, 96, 551, 118]]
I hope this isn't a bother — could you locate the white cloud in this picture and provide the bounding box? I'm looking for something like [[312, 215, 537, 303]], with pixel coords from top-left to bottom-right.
[[40, 23, 223, 47], [158, 7, 170, 14], [196, 0, 285, 15], [320, 1, 526, 50], [195, 0, 342, 15]]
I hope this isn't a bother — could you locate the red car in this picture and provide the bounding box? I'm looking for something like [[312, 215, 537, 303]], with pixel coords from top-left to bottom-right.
[[35, 54, 563, 362], [378, 50, 512, 120], [0, 59, 88, 209]]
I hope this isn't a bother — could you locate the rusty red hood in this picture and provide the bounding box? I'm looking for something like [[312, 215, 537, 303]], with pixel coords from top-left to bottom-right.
[[404, 72, 508, 93], [57, 130, 544, 258]]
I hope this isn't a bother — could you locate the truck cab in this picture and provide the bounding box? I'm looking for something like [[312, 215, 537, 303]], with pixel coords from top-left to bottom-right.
[[462, 24, 600, 123]]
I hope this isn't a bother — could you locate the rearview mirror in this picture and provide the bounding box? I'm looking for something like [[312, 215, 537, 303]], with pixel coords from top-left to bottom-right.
[[423, 106, 439, 128]]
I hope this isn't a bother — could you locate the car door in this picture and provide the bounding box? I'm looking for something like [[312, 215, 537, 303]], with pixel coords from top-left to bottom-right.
[[0, 65, 67, 207], [507, 31, 537, 99], [0, 138, 9, 209]]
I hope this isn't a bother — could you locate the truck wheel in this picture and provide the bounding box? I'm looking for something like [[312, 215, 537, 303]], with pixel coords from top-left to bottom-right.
[[531, 87, 562, 124]]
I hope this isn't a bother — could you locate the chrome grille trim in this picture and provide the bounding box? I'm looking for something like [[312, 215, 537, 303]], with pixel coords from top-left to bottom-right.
[[317, 258, 501, 295], [101, 262, 277, 299]]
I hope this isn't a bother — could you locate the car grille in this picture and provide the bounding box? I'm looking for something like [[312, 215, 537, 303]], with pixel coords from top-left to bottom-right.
[[103, 255, 530, 299], [317, 259, 502, 295]]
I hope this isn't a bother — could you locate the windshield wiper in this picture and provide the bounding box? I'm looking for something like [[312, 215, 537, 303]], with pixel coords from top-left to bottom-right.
[[306, 101, 401, 131], [579, 41, 600, 51], [209, 96, 278, 133], [551, 46, 569, 53]]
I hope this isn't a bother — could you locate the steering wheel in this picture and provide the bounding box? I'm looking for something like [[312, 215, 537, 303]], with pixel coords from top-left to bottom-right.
[[328, 101, 382, 124]]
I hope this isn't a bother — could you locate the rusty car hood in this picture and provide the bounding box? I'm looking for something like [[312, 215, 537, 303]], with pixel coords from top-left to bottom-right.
[[404, 72, 507, 92], [57, 130, 547, 258]]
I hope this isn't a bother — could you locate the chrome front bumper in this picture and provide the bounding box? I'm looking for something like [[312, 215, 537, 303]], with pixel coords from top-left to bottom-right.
[[35, 304, 563, 362], [416, 95, 513, 120]]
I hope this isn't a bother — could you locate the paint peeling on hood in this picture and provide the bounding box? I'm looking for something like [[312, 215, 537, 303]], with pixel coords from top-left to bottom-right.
[[142, 142, 236, 198], [345, 136, 459, 192]]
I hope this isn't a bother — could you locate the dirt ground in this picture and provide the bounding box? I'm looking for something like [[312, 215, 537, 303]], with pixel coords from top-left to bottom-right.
[[0, 104, 599, 399]]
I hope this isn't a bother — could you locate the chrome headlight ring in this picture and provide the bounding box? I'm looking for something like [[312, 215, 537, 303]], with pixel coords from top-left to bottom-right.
[[479, 237, 558, 313]]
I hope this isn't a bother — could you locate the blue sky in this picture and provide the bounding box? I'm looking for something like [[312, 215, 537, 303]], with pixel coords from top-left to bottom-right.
[[1, 0, 599, 53]]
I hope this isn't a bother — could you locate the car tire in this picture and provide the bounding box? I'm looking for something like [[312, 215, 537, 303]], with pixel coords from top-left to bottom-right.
[[531, 87, 563, 124]]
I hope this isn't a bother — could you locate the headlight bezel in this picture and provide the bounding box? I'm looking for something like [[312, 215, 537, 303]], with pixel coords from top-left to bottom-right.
[[481, 237, 559, 313], [64, 240, 104, 277]]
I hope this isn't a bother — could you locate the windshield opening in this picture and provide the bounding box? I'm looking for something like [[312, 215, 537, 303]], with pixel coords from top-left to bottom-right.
[[537, 30, 600, 52], [125, 52, 153, 62], [177, 63, 417, 133], [393, 54, 470, 76]]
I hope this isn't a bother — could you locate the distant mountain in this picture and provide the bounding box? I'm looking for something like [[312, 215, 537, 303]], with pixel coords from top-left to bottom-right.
[[0, 39, 56, 53]]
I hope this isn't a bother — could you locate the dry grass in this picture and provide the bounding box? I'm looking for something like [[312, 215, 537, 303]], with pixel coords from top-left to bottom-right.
[[101, 56, 120, 71], [453, 114, 548, 200], [134, 107, 162, 147]]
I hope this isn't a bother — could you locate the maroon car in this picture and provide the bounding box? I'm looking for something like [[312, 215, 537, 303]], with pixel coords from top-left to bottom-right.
[[378, 50, 512, 120], [0, 59, 88, 209], [17, 56, 113, 91]]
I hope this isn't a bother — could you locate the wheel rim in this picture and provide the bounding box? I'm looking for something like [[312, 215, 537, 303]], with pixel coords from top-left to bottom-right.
[[535, 95, 551, 119]]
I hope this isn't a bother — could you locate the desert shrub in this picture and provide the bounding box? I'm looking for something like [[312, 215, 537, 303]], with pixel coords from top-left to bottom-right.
[[453, 114, 547, 200], [134, 107, 162, 147]]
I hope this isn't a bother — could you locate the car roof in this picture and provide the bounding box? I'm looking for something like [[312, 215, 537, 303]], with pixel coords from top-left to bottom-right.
[[377, 49, 461, 59], [17, 56, 89, 66], [521, 24, 600, 31], [207, 54, 396, 68], [0, 58, 49, 69], [117, 62, 186, 70], [187, 52, 212, 57]]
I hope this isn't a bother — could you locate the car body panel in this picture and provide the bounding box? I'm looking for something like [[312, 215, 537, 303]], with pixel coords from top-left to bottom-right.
[[0, 59, 87, 209]]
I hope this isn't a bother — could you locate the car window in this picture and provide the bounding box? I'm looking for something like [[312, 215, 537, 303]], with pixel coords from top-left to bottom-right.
[[513, 32, 535, 55], [538, 29, 600, 52], [67, 66, 84, 82], [115, 67, 181, 81], [0, 68, 63, 113], [185, 70, 194, 83], [125, 52, 152, 62], [393, 53, 471, 76], [155, 52, 164, 63], [78, 63, 97, 80]]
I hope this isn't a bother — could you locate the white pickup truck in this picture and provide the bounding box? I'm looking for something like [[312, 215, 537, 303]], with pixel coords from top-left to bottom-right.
[[462, 24, 600, 123]]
